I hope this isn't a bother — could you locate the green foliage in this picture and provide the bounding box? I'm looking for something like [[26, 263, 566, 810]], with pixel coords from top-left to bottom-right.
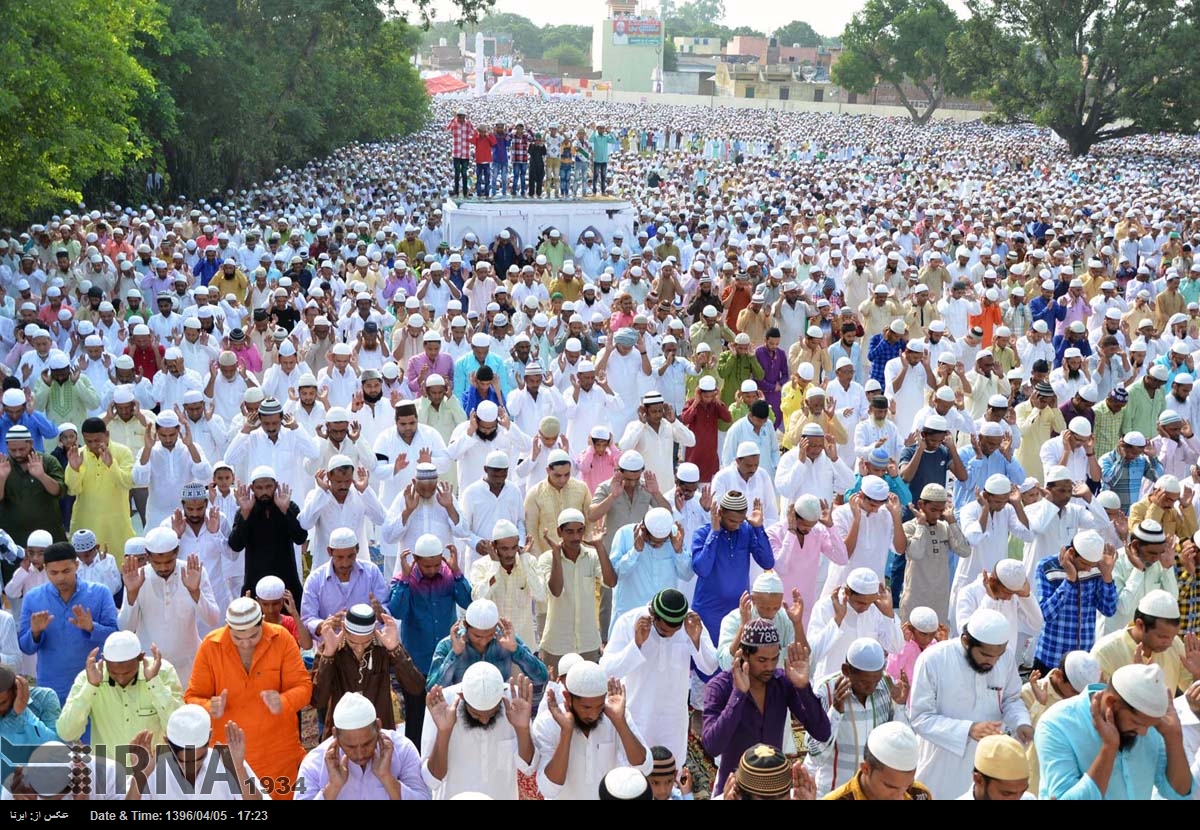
[[662, 0, 763, 43], [422, 12, 592, 62], [0, 0, 160, 219], [544, 44, 587, 68], [956, 0, 1200, 155], [772, 20, 826, 48], [663, 37, 680, 72], [833, 0, 966, 124]]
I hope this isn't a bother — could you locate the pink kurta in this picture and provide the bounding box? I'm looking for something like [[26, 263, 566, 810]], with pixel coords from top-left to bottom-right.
[[765, 520, 849, 627]]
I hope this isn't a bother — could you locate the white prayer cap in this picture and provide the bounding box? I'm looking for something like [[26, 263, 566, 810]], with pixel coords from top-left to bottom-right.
[[1063, 651, 1101, 692], [1111, 663, 1170, 718], [333, 692, 378, 730], [424, 373, 446, 387], [329, 527, 359, 549], [735, 440, 760, 459], [546, 449, 571, 467], [471, 332, 491, 348], [449, 792, 494, 800], [794, 494, 822, 522], [866, 722, 919, 771], [644, 507, 674, 539], [167, 704, 213, 748], [908, 607, 939, 633], [752, 571, 784, 594], [325, 407, 351, 422], [994, 559, 1026, 592], [465, 598, 500, 630], [156, 410, 180, 428], [182, 390, 204, 405], [565, 661, 608, 698], [618, 450, 645, 471], [243, 387, 266, 404], [861, 475, 889, 500], [1044, 465, 1072, 484], [1123, 430, 1147, 447], [414, 534, 443, 559], [144, 526, 180, 555], [476, 400, 499, 422], [558, 653, 584, 680], [250, 465, 276, 482], [846, 638, 886, 672], [983, 473, 1011, 496], [1096, 490, 1121, 510], [112, 385, 136, 404], [255, 575, 285, 601], [846, 567, 879, 594], [484, 450, 510, 470], [979, 421, 1005, 438], [965, 608, 1012, 645], [1137, 589, 1180, 619], [103, 630, 143, 662], [676, 462, 700, 483], [325, 454, 355, 475], [557, 508, 585, 528], [1072, 529, 1106, 563], [462, 661, 506, 710], [1154, 474, 1181, 495], [492, 518, 519, 540]]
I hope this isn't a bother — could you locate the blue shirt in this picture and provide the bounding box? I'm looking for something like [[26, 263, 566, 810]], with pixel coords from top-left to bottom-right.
[[461, 385, 502, 418], [1099, 450, 1162, 512], [866, 334, 905, 384], [1052, 335, 1093, 368], [0, 411, 60, 452], [845, 473, 912, 511], [453, 352, 510, 401], [193, 257, 221, 286], [1033, 555, 1117, 668], [300, 560, 389, 637], [952, 447, 1026, 513], [18, 579, 119, 702], [1029, 296, 1064, 333], [387, 564, 472, 675], [1036, 685, 1192, 800], [690, 523, 774, 640], [608, 523, 695, 636], [0, 686, 60, 763], [425, 633, 548, 690]]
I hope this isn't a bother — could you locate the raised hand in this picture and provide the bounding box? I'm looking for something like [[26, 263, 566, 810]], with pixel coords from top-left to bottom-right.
[[1098, 543, 1117, 581], [273, 482, 292, 513], [603, 676, 627, 722], [449, 620, 466, 655], [377, 613, 400, 651], [785, 587, 805, 629], [633, 522, 646, 552], [446, 543, 459, 573], [324, 737, 350, 791], [210, 689, 229, 718], [643, 470, 660, 495], [235, 482, 254, 516], [684, 611, 704, 648], [85, 647, 104, 686], [832, 675, 852, 713], [785, 641, 811, 689], [69, 604, 93, 632], [122, 553, 146, 594], [225, 721, 248, 767], [260, 689, 283, 715], [831, 587, 848, 626], [1058, 547, 1078, 582], [890, 669, 910, 705], [354, 465, 370, 492], [434, 480, 454, 508], [505, 674, 534, 729], [547, 688, 574, 733], [181, 553, 203, 593], [791, 760, 817, 801], [11, 675, 30, 716], [497, 618, 518, 653], [634, 614, 653, 648], [143, 644, 163, 682], [698, 483, 713, 512], [732, 652, 752, 693], [30, 609, 54, 638], [1090, 693, 1120, 750]]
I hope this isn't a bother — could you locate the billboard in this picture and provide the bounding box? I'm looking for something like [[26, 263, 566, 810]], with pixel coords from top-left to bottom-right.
[[612, 19, 662, 46]]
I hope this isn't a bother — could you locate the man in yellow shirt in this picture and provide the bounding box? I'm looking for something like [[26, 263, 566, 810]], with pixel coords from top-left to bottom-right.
[[210, 259, 250, 304], [1014, 382, 1065, 482], [1019, 650, 1100, 794], [1092, 590, 1199, 694], [548, 262, 583, 302], [824, 722, 933, 800]]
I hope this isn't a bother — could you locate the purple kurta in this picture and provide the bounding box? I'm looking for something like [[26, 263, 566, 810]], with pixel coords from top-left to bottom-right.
[[755, 345, 789, 426]]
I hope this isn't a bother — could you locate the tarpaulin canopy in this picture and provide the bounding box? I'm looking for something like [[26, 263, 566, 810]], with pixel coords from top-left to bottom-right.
[[424, 74, 469, 95]]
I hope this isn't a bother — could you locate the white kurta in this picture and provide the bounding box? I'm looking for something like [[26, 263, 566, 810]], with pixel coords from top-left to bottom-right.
[[459, 480, 526, 571], [418, 682, 537, 800], [953, 503, 1034, 630], [954, 578, 1045, 642], [297, 486, 388, 568], [173, 516, 235, 623], [807, 598, 904, 682], [822, 506, 896, 595], [1021, 497, 1108, 581], [531, 706, 654, 800], [116, 560, 221, 687], [132, 443, 213, 530], [774, 450, 855, 503], [600, 606, 718, 765], [224, 426, 320, 495], [564, 385, 624, 459], [618, 419, 697, 487], [505, 386, 569, 440], [185, 414, 228, 470], [371, 424, 450, 505], [446, 422, 531, 493], [710, 466, 780, 525], [380, 497, 468, 576], [908, 638, 1030, 800]]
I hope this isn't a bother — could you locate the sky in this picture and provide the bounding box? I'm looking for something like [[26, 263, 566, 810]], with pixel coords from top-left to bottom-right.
[[415, 0, 969, 39]]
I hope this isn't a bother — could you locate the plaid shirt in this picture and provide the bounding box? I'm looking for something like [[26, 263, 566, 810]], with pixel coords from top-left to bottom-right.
[[1034, 554, 1118, 667], [1092, 400, 1124, 458], [1176, 555, 1200, 636], [1002, 302, 1032, 338], [806, 673, 899, 796], [509, 131, 530, 164], [447, 117, 475, 159], [1099, 449, 1162, 512], [866, 333, 905, 384]]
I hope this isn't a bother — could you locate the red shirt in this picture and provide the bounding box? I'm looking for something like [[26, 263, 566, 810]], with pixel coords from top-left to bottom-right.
[[473, 131, 497, 164], [447, 117, 475, 159], [124, 344, 164, 380]]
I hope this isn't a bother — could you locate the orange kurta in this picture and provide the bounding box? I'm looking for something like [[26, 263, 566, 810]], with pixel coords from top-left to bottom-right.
[[185, 623, 313, 800]]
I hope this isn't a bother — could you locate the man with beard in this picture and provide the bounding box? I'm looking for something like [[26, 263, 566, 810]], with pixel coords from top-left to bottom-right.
[[1036, 662, 1192, 800], [179, 389, 227, 470], [446, 399, 529, 493], [225, 396, 320, 498], [0, 424, 67, 546], [229, 465, 308, 604], [298, 456, 385, 570], [405, 330, 454, 398], [957, 734, 1034, 800], [423, 663, 536, 800], [311, 602, 423, 732], [380, 463, 467, 574], [118, 526, 220, 687], [532, 660, 651, 800], [1050, 348, 1090, 403], [468, 519, 544, 647], [33, 351, 99, 427], [908, 608, 1032, 799], [133, 409, 212, 530]]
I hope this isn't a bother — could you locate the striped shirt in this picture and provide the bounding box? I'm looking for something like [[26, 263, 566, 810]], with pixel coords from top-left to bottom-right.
[[1092, 400, 1124, 459], [805, 673, 900, 796], [1034, 555, 1117, 668]]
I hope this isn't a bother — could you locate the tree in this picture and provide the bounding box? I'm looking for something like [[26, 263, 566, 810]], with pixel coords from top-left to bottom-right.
[[832, 0, 967, 125], [663, 36, 679, 72], [0, 0, 160, 219], [773, 20, 823, 48], [955, 0, 1200, 156], [544, 44, 587, 68]]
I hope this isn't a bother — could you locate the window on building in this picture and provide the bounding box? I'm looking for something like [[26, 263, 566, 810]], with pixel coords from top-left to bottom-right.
[[779, 87, 789, 100], [813, 88, 824, 102], [745, 86, 755, 98]]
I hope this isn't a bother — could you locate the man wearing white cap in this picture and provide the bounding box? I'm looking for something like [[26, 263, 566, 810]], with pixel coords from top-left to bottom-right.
[[883, 338, 936, 436], [1021, 650, 1100, 793], [133, 408, 212, 529], [1093, 589, 1198, 695], [225, 395, 320, 499], [1034, 529, 1119, 672], [806, 637, 909, 796], [468, 518, 546, 646], [58, 629, 184, 752], [32, 351, 99, 427], [1122, 362, 1169, 437], [133, 706, 265, 800], [955, 559, 1045, 653], [775, 421, 855, 507], [1099, 519, 1180, 637], [762, 495, 846, 629], [296, 691, 430, 800], [823, 721, 930, 800], [1039, 415, 1100, 485], [952, 473, 1033, 629], [1128, 473, 1196, 548], [229, 464, 308, 604], [445, 399, 530, 493], [298, 455, 386, 568], [179, 389, 227, 471], [1149, 408, 1200, 480], [562, 357, 622, 459], [1021, 465, 1111, 589], [821, 475, 905, 596], [371, 400, 450, 515], [596, 327, 653, 441], [809, 567, 903, 683], [711, 441, 780, 529], [205, 354, 255, 426], [957, 734, 1034, 800], [1036, 662, 1192, 799], [900, 483, 969, 622], [426, 597, 548, 690], [538, 508, 615, 673], [606, 507, 692, 634], [532, 661, 652, 800], [118, 526, 220, 687], [909, 608, 1031, 799], [150, 347, 204, 413], [422, 663, 536, 800], [380, 462, 467, 577], [619, 391, 696, 488], [300, 523, 389, 635]]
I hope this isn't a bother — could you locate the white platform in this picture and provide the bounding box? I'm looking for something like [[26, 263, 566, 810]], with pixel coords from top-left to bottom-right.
[[444, 197, 637, 251]]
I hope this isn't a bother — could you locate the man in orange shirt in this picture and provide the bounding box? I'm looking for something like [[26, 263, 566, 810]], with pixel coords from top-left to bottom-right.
[[185, 596, 313, 799], [969, 287, 1005, 346]]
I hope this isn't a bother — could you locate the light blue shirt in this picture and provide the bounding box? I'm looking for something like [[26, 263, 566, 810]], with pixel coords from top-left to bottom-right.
[[608, 522, 694, 636], [721, 417, 781, 478], [952, 447, 1026, 514], [1035, 685, 1193, 800]]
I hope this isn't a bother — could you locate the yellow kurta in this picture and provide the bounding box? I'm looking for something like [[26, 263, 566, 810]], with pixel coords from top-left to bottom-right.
[[1014, 400, 1066, 483], [64, 441, 136, 562], [1020, 678, 1067, 795]]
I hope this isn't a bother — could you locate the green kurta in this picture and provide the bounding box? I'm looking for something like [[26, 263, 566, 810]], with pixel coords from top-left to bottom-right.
[[0, 454, 67, 543], [34, 375, 100, 429], [1120, 379, 1166, 438]]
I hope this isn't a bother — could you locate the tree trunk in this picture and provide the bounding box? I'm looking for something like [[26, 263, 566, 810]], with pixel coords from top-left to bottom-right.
[[1060, 126, 1094, 157]]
